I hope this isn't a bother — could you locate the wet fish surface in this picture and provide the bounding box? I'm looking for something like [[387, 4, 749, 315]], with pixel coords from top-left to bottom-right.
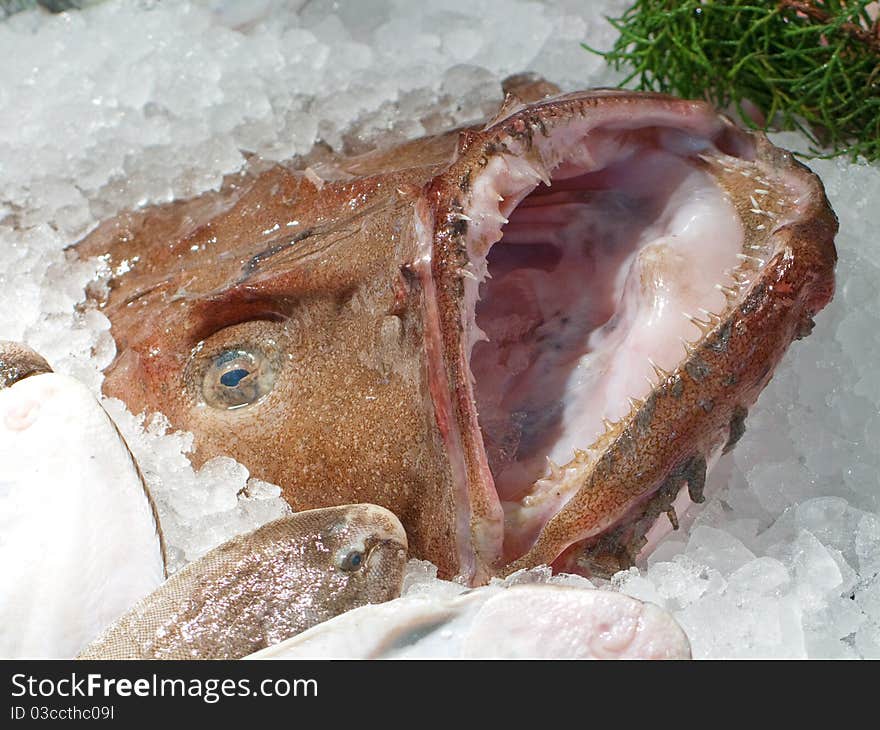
[[0, 342, 165, 658], [76, 78, 837, 584], [248, 582, 691, 660], [78, 504, 407, 659]]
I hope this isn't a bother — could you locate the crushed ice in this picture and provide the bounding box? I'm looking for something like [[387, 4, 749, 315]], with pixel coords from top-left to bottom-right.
[[1, 0, 877, 657]]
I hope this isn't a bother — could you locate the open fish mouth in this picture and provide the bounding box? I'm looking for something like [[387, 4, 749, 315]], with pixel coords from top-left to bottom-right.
[[74, 86, 836, 586], [426, 90, 837, 580]]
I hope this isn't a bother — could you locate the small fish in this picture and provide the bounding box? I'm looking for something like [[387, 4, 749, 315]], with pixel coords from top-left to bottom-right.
[[0, 341, 165, 658], [76, 79, 837, 583], [79, 504, 408, 659], [247, 582, 691, 660]]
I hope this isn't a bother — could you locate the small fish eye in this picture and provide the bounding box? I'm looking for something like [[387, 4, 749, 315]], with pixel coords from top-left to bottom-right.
[[337, 548, 366, 572], [202, 348, 276, 410]]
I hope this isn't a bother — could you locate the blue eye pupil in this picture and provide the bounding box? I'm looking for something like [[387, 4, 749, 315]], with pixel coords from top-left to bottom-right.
[[220, 368, 250, 387], [203, 348, 276, 410], [350, 553, 362, 566]]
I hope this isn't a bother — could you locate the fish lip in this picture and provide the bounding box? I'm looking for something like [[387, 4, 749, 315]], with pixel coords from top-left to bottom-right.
[[425, 92, 838, 582], [357, 503, 409, 553], [367, 537, 409, 558], [364, 539, 409, 588]]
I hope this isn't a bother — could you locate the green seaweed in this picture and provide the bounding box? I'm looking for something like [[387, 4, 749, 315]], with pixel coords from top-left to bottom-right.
[[585, 1, 880, 161]]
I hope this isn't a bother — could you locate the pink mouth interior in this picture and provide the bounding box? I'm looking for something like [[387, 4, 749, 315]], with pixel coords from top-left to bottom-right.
[[461, 123, 754, 563]]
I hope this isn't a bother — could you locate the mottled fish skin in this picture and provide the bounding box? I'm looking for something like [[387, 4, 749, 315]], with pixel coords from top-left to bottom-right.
[[78, 504, 408, 660], [0, 341, 53, 389], [75, 81, 837, 584]]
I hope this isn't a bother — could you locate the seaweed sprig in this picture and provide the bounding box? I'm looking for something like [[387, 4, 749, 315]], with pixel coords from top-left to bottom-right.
[[585, 1, 880, 161]]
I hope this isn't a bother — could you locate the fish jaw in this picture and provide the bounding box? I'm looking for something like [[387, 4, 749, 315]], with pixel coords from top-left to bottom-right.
[[424, 91, 837, 580], [73, 87, 836, 587]]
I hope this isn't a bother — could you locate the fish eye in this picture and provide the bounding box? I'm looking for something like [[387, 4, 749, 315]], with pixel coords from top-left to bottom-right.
[[201, 348, 276, 410], [337, 548, 366, 572]]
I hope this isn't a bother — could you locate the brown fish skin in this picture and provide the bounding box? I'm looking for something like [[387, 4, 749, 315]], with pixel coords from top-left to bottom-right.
[[77, 111, 474, 578], [80, 161, 466, 579], [0, 341, 53, 389], [76, 86, 836, 584], [78, 504, 408, 660]]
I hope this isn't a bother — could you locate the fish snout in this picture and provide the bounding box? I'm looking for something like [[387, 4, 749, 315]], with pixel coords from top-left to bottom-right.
[[343, 505, 408, 598], [354, 503, 409, 555], [365, 537, 408, 570]]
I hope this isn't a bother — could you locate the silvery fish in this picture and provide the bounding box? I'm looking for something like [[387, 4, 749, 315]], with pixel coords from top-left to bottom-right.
[[79, 504, 408, 659]]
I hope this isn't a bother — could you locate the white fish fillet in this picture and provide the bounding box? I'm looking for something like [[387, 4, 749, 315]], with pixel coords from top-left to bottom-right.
[[248, 583, 691, 659], [0, 372, 165, 658]]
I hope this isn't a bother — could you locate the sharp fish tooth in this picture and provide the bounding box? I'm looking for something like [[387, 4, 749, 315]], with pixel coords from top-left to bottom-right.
[[736, 253, 765, 266], [472, 325, 489, 343], [535, 169, 551, 187], [684, 311, 711, 333], [546, 459, 563, 480], [648, 358, 669, 380]]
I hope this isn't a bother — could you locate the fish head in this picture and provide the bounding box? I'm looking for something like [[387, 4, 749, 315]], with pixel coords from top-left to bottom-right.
[[77, 87, 837, 584], [305, 503, 410, 609], [79, 503, 408, 659], [425, 90, 836, 580], [213, 503, 409, 645], [81, 152, 472, 575]]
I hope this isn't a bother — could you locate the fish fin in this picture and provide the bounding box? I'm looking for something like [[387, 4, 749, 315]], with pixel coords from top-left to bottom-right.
[[488, 92, 528, 127]]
